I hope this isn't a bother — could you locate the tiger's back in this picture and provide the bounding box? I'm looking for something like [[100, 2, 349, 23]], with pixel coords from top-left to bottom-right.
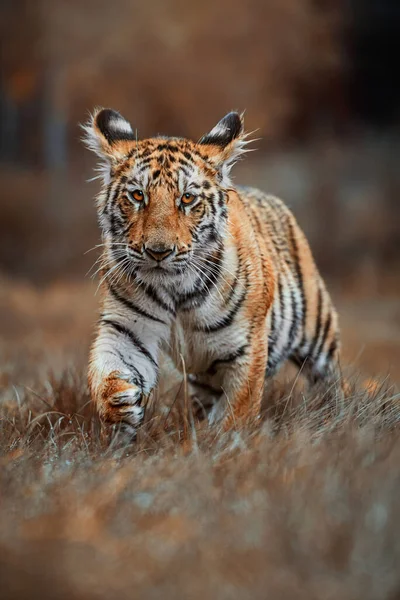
[[239, 186, 340, 380]]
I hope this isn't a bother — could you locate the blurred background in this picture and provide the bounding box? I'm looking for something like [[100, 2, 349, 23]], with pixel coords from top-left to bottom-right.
[[0, 0, 399, 379], [1, 5, 400, 595]]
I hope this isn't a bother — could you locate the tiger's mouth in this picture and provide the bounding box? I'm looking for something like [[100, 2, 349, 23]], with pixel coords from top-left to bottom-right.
[[141, 259, 189, 276], [107, 245, 196, 282], [131, 255, 190, 278]]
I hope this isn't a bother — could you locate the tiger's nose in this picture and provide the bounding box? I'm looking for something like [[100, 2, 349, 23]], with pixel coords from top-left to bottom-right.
[[144, 245, 175, 261]]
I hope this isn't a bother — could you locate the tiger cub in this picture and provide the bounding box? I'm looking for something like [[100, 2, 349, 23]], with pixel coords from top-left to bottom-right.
[[84, 109, 341, 436]]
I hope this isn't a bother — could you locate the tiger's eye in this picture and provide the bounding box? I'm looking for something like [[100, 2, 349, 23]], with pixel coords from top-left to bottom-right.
[[181, 192, 196, 205], [130, 189, 144, 202]]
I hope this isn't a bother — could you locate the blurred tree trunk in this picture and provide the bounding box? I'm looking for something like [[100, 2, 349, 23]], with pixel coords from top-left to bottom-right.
[[0, 87, 18, 163], [42, 65, 67, 171]]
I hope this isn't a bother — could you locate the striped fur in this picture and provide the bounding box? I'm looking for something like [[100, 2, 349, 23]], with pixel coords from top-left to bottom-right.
[[84, 109, 341, 436]]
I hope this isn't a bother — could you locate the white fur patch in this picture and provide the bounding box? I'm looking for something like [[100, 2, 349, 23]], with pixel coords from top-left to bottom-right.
[[82, 110, 133, 184], [208, 122, 230, 138], [108, 117, 133, 135]]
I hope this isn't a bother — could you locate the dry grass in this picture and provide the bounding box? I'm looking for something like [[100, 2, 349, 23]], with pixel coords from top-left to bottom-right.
[[1, 278, 400, 599]]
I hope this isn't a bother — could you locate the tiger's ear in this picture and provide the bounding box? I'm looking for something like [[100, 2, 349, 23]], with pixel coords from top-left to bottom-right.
[[82, 108, 136, 181], [198, 112, 248, 186]]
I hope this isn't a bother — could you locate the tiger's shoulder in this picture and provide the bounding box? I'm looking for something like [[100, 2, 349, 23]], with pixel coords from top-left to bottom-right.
[[233, 185, 316, 279], [236, 186, 290, 216], [235, 185, 300, 244]]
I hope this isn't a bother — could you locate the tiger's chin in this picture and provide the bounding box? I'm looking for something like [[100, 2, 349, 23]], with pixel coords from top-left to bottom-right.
[[135, 261, 189, 282]]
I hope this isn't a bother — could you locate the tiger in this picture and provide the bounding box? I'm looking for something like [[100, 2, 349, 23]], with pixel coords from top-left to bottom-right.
[[83, 108, 341, 437]]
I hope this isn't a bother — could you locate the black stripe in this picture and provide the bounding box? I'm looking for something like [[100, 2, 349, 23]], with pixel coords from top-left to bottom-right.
[[196, 222, 215, 235], [288, 220, 307, 342], [114, 348, 145, 389], [307, 286, 323, 359], [250, 206, 264, 237], [101, 181, 114, 218], [268, 304, 276, 345], [225, 254, 242, 305], [204, 226, 219, 244], [109, 399, 136, 409], [267, 277, 285, 369], [136, 278, 176, 316], [177, 156, 191, 168], [289, 354, 305, 370], [268, 274, 282, 348], [220, 205, 228, 220], [179, 166, 192, 178], [207, 344, 248, 376], [137, 161, 151, 172], [109, 182, 125, 236], [104, 180, 117, 223], [109, 180, 122, 211], [176, 246, 223, 310], [108, 283, 167, 325], [174, 274, 204, 307], [284, 288, 299, 355], [208, 193, 217, 216], [314, 312, 332, 361], [126, 148, 137, 160], [101, 319, 157, 368], [195, 271, 248, 333]]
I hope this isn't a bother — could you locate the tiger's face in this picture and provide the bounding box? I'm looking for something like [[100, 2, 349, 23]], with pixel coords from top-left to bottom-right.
[[84, 109, 248, 281]]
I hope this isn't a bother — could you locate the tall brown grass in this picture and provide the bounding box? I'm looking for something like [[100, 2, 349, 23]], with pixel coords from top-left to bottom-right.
[[1, 279, 400, 599]]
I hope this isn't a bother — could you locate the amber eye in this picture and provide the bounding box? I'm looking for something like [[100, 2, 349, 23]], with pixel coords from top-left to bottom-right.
[[181, 192, 196, 206], [129, 189, 144, 203]]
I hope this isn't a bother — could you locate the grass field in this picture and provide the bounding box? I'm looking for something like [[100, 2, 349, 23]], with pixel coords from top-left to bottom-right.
[[1, 277, 400, 599]]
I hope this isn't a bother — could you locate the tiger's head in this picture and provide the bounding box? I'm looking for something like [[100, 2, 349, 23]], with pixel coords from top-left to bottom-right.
[[84, 109, 249, 281]]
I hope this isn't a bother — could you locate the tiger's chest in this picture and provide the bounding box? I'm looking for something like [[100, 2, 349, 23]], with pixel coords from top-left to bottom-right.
[[167, 313, 249, 374]]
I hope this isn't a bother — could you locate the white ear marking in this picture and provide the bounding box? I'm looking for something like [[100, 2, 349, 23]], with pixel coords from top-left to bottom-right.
[[199, 111, 244, 148], [82, 108, 135, 184], [199, 112, 258, 187], [108, 116, 133, 135]]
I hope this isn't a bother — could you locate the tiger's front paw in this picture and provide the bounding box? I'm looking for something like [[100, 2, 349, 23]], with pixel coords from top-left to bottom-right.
[[101, 372, 145, 439]]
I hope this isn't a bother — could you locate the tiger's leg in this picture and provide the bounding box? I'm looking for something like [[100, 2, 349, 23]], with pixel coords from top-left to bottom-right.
[[188, 376, 222, 421], [89, 317, 165, 439], [291, 298, 342, 393], [191, 334, 268, 429]]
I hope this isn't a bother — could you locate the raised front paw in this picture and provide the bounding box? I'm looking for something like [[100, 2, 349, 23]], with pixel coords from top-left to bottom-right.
[[101, 372, 145, 437]]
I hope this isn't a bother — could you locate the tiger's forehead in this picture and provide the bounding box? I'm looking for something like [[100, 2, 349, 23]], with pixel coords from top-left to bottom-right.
[[115, 137, 216, 189]]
